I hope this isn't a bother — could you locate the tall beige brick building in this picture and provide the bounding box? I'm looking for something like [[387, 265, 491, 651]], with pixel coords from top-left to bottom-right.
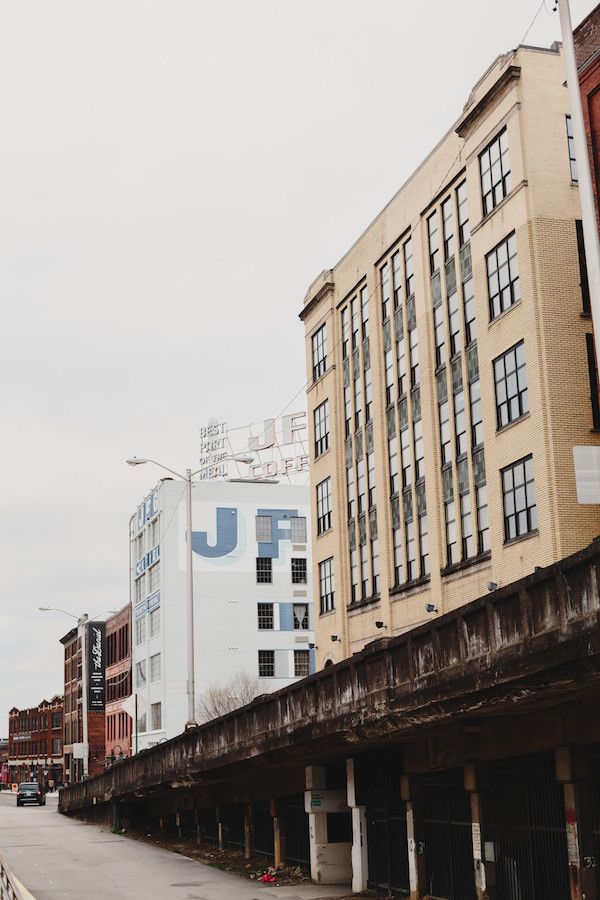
[[300, 42, 600, 668]]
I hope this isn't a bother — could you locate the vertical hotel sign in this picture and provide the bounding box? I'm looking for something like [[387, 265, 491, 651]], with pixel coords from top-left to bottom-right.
[[87, 622, 106, 712]]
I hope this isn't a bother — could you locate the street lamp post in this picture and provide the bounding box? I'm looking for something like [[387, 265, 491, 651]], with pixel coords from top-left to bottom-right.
[[126, 454, 253, 730]]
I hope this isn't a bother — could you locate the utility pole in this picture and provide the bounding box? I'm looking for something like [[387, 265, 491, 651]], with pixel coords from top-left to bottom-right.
[[558, 0, 600, 366]]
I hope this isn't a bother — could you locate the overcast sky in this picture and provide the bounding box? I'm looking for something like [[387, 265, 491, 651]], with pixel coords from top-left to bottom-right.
[[0, 0, 596, 733]]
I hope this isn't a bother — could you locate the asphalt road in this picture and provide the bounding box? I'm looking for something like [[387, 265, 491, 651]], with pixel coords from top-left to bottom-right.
[[0, 792, 350, 900]]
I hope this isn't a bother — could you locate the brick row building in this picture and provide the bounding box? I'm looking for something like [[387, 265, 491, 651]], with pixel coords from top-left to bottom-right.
[[7, 696, 63, 787]]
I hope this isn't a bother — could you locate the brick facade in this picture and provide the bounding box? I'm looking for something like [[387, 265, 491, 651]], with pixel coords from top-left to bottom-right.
[[301, 44, 600, 667], [7, 696, 63, 787], [105, 604, 132, 760]]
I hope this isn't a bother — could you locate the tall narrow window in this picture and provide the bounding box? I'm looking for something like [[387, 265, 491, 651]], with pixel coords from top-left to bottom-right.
[[456, 181, 470, 246], [392, 251, 402, 308], [427, 212, 440, 274], [314, 400, 330, 458], [316, 478, 332, 534], [445, 499, 458, 566], [150, 653, 161, 683], [480, 128, 511, 215], [151, 702, 162, 731], [576, 220, 591, 314], [381, 263, 390, 320], [493, 341, 528, 428], [487, 232, 520, 320], [463, 276, 476, 345], [442, 196, 455, 260], [404, 237, 414, 297], [586, 332, 600, 429], [566, 115, 578, 182], [319, 557, 335, 614], [502, 455, 537, 541], [476, 483, 490, 553], [311, 324, 327, 381]]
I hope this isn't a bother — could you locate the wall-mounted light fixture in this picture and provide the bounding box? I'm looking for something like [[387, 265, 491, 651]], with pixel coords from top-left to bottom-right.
[[487, 582, 498, 592], [375, 621, 387, 629], [331, 635, 339, 642], [426, 603, 438, 613]]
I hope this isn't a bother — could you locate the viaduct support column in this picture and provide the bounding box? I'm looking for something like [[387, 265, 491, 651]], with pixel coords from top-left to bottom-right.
[[305, 764, 352, 884], [346, 758, 368, 893], [401, 774, 425, 900], [556, 746, 598, 900], [464, 762, 488, 900]]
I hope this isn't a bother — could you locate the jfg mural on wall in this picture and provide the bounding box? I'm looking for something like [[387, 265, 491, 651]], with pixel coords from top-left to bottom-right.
[[180, 502, 307, 571], [198, 412, 309, 482]]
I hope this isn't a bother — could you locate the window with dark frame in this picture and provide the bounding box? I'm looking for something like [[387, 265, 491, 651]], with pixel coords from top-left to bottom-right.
[[427, 212, 440, 274], [257, 602, 274, 630], [442, 196, 455, 260], [291, 557, 307, 584], [258, 650, 275, 678], [256, 556, 272, 584], [314, 399, 330, 458], [566, 115, 578, 182], [381, 262, 390, 321], [319, 557, 335, 613], [311, 324, 327, 381], [502, 455, 537, 541], [586, 332, 600, 429], [576, 220, 591, 314], [487, 232, 520, 320], [493, 340, 528, 428], [456, 181, 470, 246], [294, 649, 310, 678], [404, 237, 415, 297], [316, 478, 332, 534], [480, 128, 511, 215]]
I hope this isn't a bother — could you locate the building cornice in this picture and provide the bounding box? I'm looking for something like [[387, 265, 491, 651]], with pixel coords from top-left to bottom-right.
[[299, 274, 335, 322], [456, 65, 521, 138]]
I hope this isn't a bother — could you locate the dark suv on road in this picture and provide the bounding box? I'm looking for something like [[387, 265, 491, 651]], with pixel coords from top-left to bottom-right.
[[16, 782, 45, 807]]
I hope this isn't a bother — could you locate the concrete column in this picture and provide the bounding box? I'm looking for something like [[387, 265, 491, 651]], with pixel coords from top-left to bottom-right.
[[556, 746, 598, 900], [305, 764, 352, 885], [346, 759, 368, 893], [215, 806, 223, 850], [306, 765, 327, 882], [271, 799, 284, 868], [401, 774, 425, 900], [194, 809, 200, 845], [176, 811, 182, 839], [464, 763, 487, 900], [244, 803, 255, 860]]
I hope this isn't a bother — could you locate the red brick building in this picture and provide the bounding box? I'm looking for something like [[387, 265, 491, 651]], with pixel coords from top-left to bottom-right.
[[7, 697, 63, 788], [575, 2, 600, 229], [105, 605, 132, 761], [60, 621, 106, 782]]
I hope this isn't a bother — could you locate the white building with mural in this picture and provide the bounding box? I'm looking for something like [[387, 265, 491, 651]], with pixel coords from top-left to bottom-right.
[[130, 478, 314, 750]]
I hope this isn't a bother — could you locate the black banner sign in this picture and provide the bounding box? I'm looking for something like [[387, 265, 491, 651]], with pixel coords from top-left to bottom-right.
[[87, 621, 106, 712]]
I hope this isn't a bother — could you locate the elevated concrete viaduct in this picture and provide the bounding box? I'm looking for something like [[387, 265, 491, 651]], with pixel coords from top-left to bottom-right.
[[60, 540, 600, 899]]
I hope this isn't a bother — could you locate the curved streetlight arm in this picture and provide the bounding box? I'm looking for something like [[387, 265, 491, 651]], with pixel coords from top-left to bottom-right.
[[134, 458, 185, 480], [38, 607, 79, 621]]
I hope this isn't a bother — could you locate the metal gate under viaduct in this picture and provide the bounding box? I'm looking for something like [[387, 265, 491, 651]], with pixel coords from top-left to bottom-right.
[[60, 540, 600, 900]]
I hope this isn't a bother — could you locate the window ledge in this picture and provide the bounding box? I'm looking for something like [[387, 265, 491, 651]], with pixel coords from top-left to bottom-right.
[[316, 527, 333, 539], [580, 311, 592, 319], [471, 179, 528, 237], [441, 550, 491, 578], [504, 528, 539, 548], [389, 576, 431, 598], [488, 298, 522, 329], [496, 411, 530, 435], [314, 446, 332, 463], [347, 593, 381, 612], [319, 607, 337, 618], [308, 366, 335, 394]]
